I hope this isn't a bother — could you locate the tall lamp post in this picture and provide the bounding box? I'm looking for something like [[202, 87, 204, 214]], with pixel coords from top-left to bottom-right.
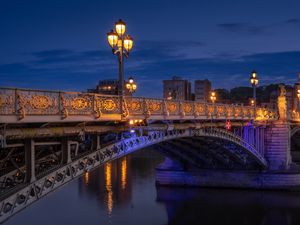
[[107, 19, 134, 117], [250, 70, 259, 115], [210, 91, 217, 129], [210, 91, 216, 117]]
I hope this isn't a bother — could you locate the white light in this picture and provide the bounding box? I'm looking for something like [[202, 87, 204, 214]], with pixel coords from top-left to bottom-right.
[[130, 129, 135, 133]]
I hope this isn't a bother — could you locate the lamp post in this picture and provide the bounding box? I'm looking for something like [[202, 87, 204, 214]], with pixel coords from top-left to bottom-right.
[[209, 91, 217, 129], [250, 70, 259, 115], [107, 19, 134, 117], [210, 91, 216, 118], [125, 76, 137, 93]]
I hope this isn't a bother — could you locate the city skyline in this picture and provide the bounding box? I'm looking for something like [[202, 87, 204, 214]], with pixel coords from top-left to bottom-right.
[[0, 0, 300, 97]]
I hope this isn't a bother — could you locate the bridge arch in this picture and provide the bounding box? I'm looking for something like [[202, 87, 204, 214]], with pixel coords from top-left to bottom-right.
[[291, 127, 300, 137], [0, 128, 266, 223]]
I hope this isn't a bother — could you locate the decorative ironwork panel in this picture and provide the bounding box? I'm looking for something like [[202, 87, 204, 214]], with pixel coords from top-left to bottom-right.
[[94, 95, 120, 115], [125, 97, 144, 115], [166, 101, 179, 115], [61, 92, 93, 115], [0, 88, 15, 115], [146, 99, 163, 115], [216, 105, 226, 117], [182, 102, 193, 116], [234, 106, 242, 117], [17, 90, 60, 115], [195, 103, 206, 116]]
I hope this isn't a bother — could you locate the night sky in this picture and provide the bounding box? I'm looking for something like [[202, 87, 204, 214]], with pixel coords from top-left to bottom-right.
[[0, 0, 300, 97]]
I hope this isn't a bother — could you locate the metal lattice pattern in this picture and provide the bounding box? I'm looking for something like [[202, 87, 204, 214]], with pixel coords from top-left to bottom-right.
[[0, 128, 267, 223]]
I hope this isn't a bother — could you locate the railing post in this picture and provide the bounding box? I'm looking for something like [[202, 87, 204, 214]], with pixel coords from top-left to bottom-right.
[[62, 137, 72, 164], [25, 139, 36, 183]]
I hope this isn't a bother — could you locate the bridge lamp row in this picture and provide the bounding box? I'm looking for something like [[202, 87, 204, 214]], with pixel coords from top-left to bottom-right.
[[129, 119, 143, 125]]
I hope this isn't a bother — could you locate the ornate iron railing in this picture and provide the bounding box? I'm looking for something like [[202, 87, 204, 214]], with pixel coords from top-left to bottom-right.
[[0, 87, 278, 122]]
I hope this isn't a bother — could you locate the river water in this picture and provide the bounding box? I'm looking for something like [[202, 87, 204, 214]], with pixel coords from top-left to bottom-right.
[[5, 148, 300, 225]]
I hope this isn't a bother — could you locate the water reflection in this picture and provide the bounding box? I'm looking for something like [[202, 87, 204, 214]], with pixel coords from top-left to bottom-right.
[[78, 155, 133, 214], [9, 148, 300, 225], [79, 149, 300, 225], [105, 163, 113, 215], [121, 158, 127, 190], [156, 185, 300, 225]]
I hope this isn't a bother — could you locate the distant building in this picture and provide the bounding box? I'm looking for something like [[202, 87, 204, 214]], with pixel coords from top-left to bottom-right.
[[194, 79, 212, 102], [163, 76, 191, 100], [88, 79, 131, 96]]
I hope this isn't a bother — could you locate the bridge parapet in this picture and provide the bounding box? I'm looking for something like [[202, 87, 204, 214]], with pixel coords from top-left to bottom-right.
[[0, 87, 278, 123]]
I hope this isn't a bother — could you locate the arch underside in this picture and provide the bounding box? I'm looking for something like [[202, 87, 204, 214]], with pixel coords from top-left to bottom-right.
[[154, 136, 265, 171], [0, 128, 266, 223], [291, 127, 300, 164]]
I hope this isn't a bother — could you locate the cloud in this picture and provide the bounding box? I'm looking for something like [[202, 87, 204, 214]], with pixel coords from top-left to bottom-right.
[[218, 23, 269, 35], [285, 18, 300, 24], [218, 18, 300, 36], [0, 43, 299, 97]]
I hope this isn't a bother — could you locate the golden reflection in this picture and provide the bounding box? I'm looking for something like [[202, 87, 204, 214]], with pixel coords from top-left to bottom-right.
[[84, 172, 89, 185], [105, 163, 113, 215], [121, 158, 127, 190]]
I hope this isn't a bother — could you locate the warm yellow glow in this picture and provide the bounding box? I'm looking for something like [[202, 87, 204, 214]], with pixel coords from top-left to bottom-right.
[[129, 120, 134, 125], [105, 163, 113, 215], [84, 172, 89, 185], [121, 158, 127, 190], [107, 30, 118, 48], [132, 84, 137, 90], [210, 91, 216, 103], [123, 35, 133, 52], [115, 19, 126, 36], [250, 71, 259, 86], [126, 83, 131, 89], [298, 89, 300, 99], [138, 119, 143, 123]]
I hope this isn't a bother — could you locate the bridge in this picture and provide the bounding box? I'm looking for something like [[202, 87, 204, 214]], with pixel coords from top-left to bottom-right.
[[0, 86, 299, 223]]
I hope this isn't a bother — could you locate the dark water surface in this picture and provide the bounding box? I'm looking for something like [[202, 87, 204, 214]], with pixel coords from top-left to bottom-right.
[[5, 149, 300, 225]]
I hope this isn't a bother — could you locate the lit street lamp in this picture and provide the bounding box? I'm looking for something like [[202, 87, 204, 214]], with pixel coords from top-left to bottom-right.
[[107, 19, 134, 117], [125, 76, 137, 93], [297, 89, 300, 100], [250, 70, 259, 114], [210, 91, 216, 103]]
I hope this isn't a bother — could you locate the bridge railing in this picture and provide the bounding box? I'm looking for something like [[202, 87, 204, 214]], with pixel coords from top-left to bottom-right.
[[0, 87, 278, 122]]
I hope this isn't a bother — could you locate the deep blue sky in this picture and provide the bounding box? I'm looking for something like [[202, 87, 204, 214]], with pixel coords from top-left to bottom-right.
[[0, 0, 300, 97]]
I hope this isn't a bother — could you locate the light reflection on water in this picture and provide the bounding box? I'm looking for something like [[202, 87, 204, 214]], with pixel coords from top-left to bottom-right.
[[5, 148, 300, 225]]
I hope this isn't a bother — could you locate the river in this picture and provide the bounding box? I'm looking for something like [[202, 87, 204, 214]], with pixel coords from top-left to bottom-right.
[[5, 148, 300, 225]]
